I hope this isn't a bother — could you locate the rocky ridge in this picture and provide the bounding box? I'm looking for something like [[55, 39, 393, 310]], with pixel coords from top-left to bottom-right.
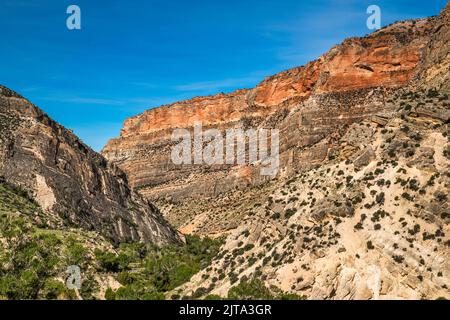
[[0, 85, 182, 245]]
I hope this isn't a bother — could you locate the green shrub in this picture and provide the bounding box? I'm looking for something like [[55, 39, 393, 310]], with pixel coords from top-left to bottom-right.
[[40, 279, 75, 300], [279, 293, 306, 300], [117, 271, 134, 285], [227, 280, 273, 300], [285, 208, 297, 219], [66, 239, 87, 266], [80, 274, 99, 300], [95, 250, 121, 272], [105, 287, 116, 300]]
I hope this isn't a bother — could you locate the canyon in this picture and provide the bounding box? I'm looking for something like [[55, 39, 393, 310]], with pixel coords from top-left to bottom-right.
[[101, 3, 450, 299], [0, 2, 448, 300]]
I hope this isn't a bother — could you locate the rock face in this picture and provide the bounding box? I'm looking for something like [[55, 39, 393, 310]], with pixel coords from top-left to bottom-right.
[[102, 10, 447, 235], [176, 89, 450, 300], [419, 2, 450, 90], [0, 85, 182, 245]]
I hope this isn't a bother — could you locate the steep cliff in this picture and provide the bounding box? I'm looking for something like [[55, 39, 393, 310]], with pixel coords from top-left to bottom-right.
[[419, 2, 450, 90], [0, 85, 182, 245], [102, 11, 443, 235]]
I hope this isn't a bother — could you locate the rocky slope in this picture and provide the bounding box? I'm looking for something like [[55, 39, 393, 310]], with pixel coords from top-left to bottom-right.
[[102, 6, 446, 236], [0, 85, 181, 245], [175, 88, 450, 299]]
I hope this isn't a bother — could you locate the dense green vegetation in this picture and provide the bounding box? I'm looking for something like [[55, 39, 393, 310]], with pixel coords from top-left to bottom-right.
[[200, 280, 306, 300], [0, 181, 78, 299], [226, 280, 306, 300], [0, 179, 225, 300], [98, 235, 224, 300]]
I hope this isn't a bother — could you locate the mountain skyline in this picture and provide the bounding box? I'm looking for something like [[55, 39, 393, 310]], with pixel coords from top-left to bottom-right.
[[2, 0, 447, 151]]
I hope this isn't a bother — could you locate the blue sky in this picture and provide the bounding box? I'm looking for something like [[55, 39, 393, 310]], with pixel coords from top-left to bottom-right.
[[1, 0, 447, 151]]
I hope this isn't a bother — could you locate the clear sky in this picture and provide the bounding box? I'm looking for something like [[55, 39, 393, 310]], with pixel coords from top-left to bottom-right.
[[1, 0, 447, 151]]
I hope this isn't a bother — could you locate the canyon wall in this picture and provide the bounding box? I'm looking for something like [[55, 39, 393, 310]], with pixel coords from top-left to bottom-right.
[[103, 17, 435, 206]]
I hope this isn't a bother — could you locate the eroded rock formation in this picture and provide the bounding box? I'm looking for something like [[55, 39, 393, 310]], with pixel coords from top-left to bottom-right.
[[0, 85, 182, 245]]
